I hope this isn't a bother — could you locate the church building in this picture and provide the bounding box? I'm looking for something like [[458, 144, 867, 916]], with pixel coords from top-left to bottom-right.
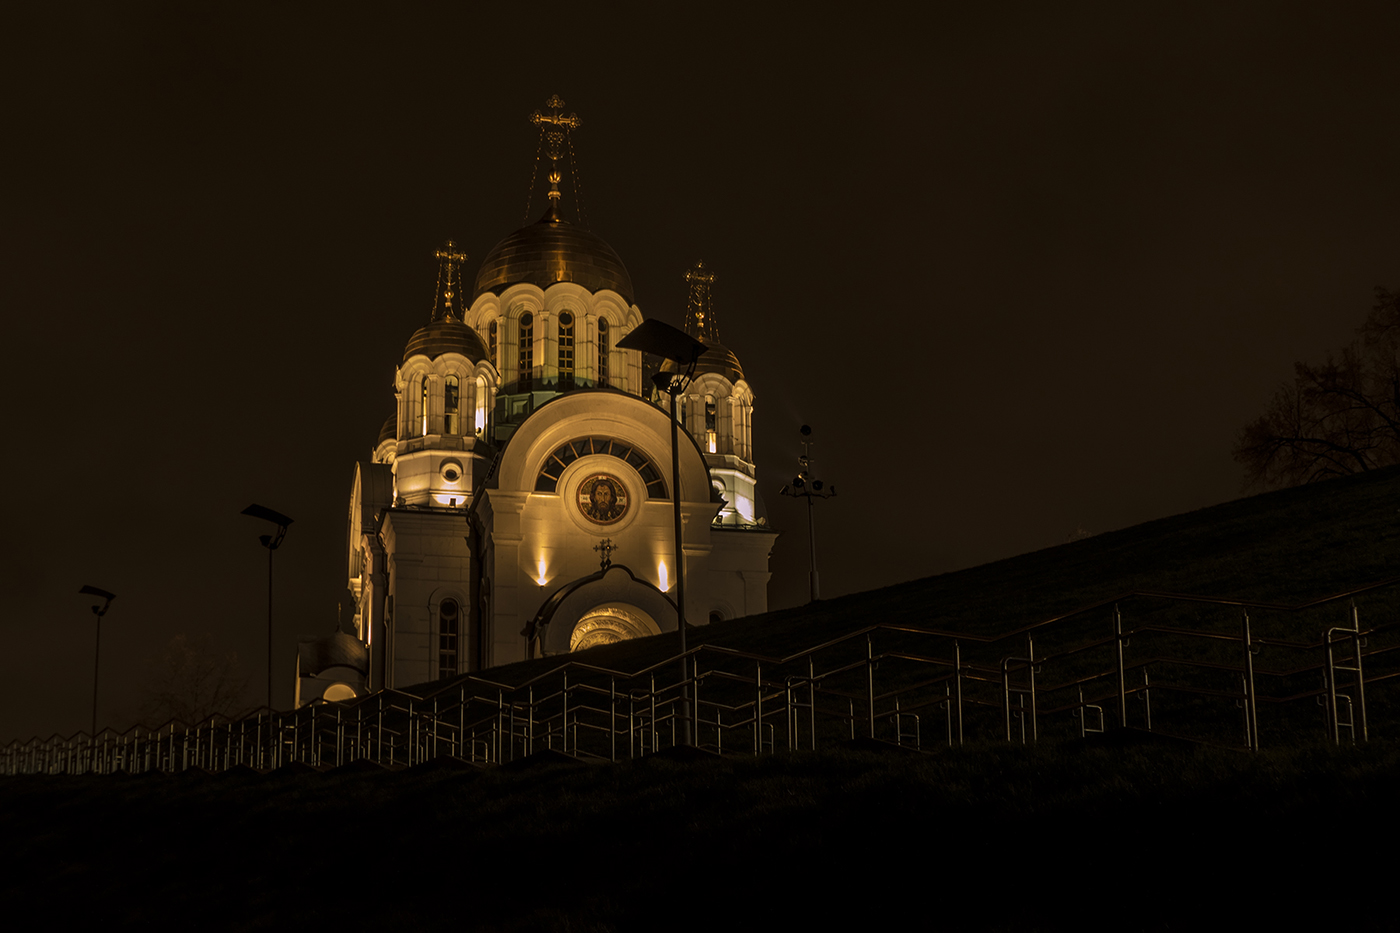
[[296, 98, 776, 705]]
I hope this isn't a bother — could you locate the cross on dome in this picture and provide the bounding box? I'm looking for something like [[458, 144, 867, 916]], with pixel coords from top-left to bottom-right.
[[683, 261, 720, 344], [431, 240, 468, 323], [524, 94, 587, 225]]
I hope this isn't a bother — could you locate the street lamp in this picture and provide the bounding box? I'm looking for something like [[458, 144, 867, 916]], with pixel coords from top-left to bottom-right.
[[616, 318, 707, 747], [780, 425, 837, 602], [78, 585, 116, 746], [241, 503, 293, 710]]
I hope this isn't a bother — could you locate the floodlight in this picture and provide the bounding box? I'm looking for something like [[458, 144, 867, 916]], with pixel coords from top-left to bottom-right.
[[779, 425, 838, 603]]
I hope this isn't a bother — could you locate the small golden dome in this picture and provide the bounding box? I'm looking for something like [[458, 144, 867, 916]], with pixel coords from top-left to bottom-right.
[[402, 320, 489, 363], [663, 340, 745, 383], [376, 414, 396, 447]]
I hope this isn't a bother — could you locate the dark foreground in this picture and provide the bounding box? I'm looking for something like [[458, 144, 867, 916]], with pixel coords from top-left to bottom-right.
[[2, 737, 1396, 932]]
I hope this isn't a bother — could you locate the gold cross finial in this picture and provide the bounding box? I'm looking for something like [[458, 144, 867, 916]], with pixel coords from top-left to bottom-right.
[[431, 239, 468, 322], [683, 261, 720, 344], [530, 95, 582, 205]]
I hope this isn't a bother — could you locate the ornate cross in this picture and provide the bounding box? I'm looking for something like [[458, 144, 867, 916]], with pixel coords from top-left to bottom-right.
[[530, 95, 581, 203], [684, 261, 719, 343], [433, 239, 468, 321], [593, 537, 615, 571]]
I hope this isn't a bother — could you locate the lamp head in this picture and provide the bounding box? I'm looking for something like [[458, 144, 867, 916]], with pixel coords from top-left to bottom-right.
[[243, 503, 293, 550], [616, 318, 707, 364], [78, 584, 116, 617]]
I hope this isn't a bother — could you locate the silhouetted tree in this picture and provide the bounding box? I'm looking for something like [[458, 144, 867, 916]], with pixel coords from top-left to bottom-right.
[[141, 633, 252, 726], [1235, 287, 1400, 488]]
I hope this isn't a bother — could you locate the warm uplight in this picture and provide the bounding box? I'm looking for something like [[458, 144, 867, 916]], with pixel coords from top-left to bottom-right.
[[658, 560, 670, 592], [537, 556, 548, 587]]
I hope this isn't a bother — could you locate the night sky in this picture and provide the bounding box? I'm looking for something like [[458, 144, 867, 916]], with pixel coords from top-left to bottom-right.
[[4, 4, 1398, 741]]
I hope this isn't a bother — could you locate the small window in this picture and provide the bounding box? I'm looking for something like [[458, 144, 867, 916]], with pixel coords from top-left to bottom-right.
[[420, 377, 429, 437], [598, 318, 609, 387], [488, 320, 498, 367], [705, 398, 717, 453], [438, 599, 460, 679], [444, 376, 460, 434], [518, 312, 534, 392], [558, 311, 575, 389]]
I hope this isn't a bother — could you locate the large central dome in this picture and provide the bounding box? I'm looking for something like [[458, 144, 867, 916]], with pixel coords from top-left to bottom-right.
[[473, 204, 634, 304]]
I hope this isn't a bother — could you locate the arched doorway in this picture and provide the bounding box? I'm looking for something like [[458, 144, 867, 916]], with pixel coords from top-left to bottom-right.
[[569, 604, 661, 651]]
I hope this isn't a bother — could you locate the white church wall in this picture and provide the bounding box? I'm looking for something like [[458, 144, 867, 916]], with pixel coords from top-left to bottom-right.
[[382, 510, 473, 688]]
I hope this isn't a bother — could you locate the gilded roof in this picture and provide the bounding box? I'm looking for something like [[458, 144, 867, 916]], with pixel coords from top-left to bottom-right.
[[664, 339, 745, 383], [403, 320, 489, 363], [473, 204, 634, 304], [376, 414, 396, 447]]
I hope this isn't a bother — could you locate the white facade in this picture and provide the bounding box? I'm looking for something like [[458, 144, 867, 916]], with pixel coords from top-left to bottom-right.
[[300, 209, 776, 703]]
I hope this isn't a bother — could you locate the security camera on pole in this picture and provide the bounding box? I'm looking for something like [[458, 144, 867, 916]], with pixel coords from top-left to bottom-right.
[[780, 425, 837, 603]]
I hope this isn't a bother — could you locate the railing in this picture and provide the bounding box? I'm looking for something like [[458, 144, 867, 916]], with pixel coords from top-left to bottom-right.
[[6, 577, 1399, 775]]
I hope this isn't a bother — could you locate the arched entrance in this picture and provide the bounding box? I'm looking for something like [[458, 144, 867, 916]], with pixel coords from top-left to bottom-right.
[[569, 604, 661, 651], [526, 565, 678, 657]]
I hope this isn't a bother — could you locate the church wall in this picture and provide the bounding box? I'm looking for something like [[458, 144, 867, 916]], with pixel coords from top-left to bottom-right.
[[381, 510, 474, 688]]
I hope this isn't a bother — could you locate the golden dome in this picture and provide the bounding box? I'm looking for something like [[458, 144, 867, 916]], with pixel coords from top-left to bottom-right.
[[376, 414, 396, 447], [473, 204, 634, 304], [663, 340, 745, 383], [402, 320, 489, 363]]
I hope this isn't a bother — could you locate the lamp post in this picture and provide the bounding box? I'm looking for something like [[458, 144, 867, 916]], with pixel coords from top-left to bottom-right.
[[241, 503, 293, 710], [78, 585, 116, 752], [617, 318, 706, 747], [781, 425, 837, 602]]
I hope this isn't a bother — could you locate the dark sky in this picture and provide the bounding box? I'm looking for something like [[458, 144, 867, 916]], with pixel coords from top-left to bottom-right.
[[4, 3, 1398, 741]]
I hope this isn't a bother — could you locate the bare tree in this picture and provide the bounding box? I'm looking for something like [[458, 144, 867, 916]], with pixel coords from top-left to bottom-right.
[[1235, 288, 1400, 489], [141, 633, 252, 726]]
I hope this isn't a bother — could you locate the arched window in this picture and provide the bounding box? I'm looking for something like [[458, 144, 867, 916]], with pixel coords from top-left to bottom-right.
[[475, 375, 487, 435], [438, 599, 459, 679], [488, 320, 498, 367], [444, 375, 460, 434], [420, 377, 429, 437], [534, 436, 668, 498], [705, 397, 717, 453], [558, 311, 575, 389], [518, 312, 534, 392], [598, 318, 609, 387]]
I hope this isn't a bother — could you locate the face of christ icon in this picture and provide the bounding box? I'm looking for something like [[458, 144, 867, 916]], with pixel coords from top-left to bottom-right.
[[577, 474, 628, 525]]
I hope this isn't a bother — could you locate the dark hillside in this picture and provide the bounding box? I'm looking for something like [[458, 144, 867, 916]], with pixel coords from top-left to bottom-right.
[[427, 466, 1400, 693], [8, 473, 1400, 931], [410, 467, 1400, 751], [3, 742, 1397, 932]]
